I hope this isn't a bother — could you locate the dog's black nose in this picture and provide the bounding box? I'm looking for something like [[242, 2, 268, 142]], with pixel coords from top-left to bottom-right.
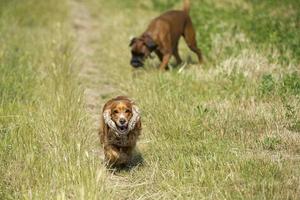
[[131, 60, 143, 68], [119, 118, 126, 125]]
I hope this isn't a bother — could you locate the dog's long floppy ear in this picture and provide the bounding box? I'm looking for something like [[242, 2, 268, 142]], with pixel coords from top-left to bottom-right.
[[128, 105, 141, 131], [129, 37, 137, 47], [103, 109, 118, 132], [143, 35, 157, 51]]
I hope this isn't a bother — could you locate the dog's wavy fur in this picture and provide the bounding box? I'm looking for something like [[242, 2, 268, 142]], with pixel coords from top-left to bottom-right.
[[99, 96, 142, 166]]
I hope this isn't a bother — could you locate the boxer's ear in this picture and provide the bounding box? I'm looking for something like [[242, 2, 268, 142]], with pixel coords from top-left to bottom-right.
[[129, 37, 137, 47], [144, 35, 157, 51]]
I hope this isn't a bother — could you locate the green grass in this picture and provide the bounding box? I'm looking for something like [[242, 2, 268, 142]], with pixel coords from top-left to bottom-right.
[[1, 0, 299, 199], [0, 0, 113, 199], [149, 0, 300, 64]]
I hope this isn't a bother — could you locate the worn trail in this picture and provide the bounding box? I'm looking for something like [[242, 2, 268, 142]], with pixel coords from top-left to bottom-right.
[[70, 0, 115, 132]]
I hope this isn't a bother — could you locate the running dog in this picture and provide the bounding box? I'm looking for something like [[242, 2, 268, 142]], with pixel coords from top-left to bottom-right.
[[100, 96, 142, 166]]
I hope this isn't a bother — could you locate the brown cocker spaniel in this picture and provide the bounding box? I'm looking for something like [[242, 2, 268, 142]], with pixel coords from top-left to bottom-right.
[[99, 96, 141, 166]]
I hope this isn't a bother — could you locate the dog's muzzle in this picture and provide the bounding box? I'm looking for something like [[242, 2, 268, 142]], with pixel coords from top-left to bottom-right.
[[130, 57, 144, 68]]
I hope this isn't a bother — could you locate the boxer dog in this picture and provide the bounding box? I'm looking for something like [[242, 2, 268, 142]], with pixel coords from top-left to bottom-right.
[[130, 0, 203, 70]]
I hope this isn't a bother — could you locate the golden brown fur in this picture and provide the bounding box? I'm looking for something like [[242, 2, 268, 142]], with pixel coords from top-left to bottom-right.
[[100, 96, 142, 166]]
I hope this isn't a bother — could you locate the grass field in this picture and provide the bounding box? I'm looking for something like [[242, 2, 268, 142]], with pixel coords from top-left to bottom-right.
[[0, 0, 299, 199]]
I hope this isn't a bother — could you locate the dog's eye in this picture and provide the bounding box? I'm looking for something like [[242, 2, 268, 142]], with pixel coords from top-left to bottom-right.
[[113, 110, 118, 114], [125, 109, 130, 113]]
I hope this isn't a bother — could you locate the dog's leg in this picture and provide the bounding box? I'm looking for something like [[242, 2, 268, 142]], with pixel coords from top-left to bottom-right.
[[104, 145, 120, 166], [155, 50, 163, 62], [183, 18, 203, 64], [159, 54, 172, 71], [158, 33, 173, 70], [173, 43, 182, 65]]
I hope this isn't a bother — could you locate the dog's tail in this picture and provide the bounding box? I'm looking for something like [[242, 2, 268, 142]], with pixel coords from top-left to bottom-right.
[[183, 0, 190, 13]]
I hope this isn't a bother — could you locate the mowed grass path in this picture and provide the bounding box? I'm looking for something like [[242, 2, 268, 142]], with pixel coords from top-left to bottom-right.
[[1, 0, 299, 199]]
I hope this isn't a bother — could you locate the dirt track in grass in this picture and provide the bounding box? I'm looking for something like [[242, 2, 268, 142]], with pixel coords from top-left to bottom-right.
[[70, 0, 115, 133]]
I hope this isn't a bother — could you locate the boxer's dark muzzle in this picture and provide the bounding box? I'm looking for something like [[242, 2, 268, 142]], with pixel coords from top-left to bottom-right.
[[130, 55, 144, 68]]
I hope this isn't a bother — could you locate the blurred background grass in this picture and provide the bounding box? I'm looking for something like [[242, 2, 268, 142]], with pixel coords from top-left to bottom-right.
[[0, 0, 299, 199]]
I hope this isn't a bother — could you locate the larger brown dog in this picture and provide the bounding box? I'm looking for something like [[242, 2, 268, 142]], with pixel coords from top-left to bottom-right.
[[130, 0, 203, 70]]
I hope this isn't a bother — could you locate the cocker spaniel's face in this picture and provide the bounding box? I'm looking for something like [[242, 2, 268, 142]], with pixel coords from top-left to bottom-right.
[[110, 101, 133, 132]]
